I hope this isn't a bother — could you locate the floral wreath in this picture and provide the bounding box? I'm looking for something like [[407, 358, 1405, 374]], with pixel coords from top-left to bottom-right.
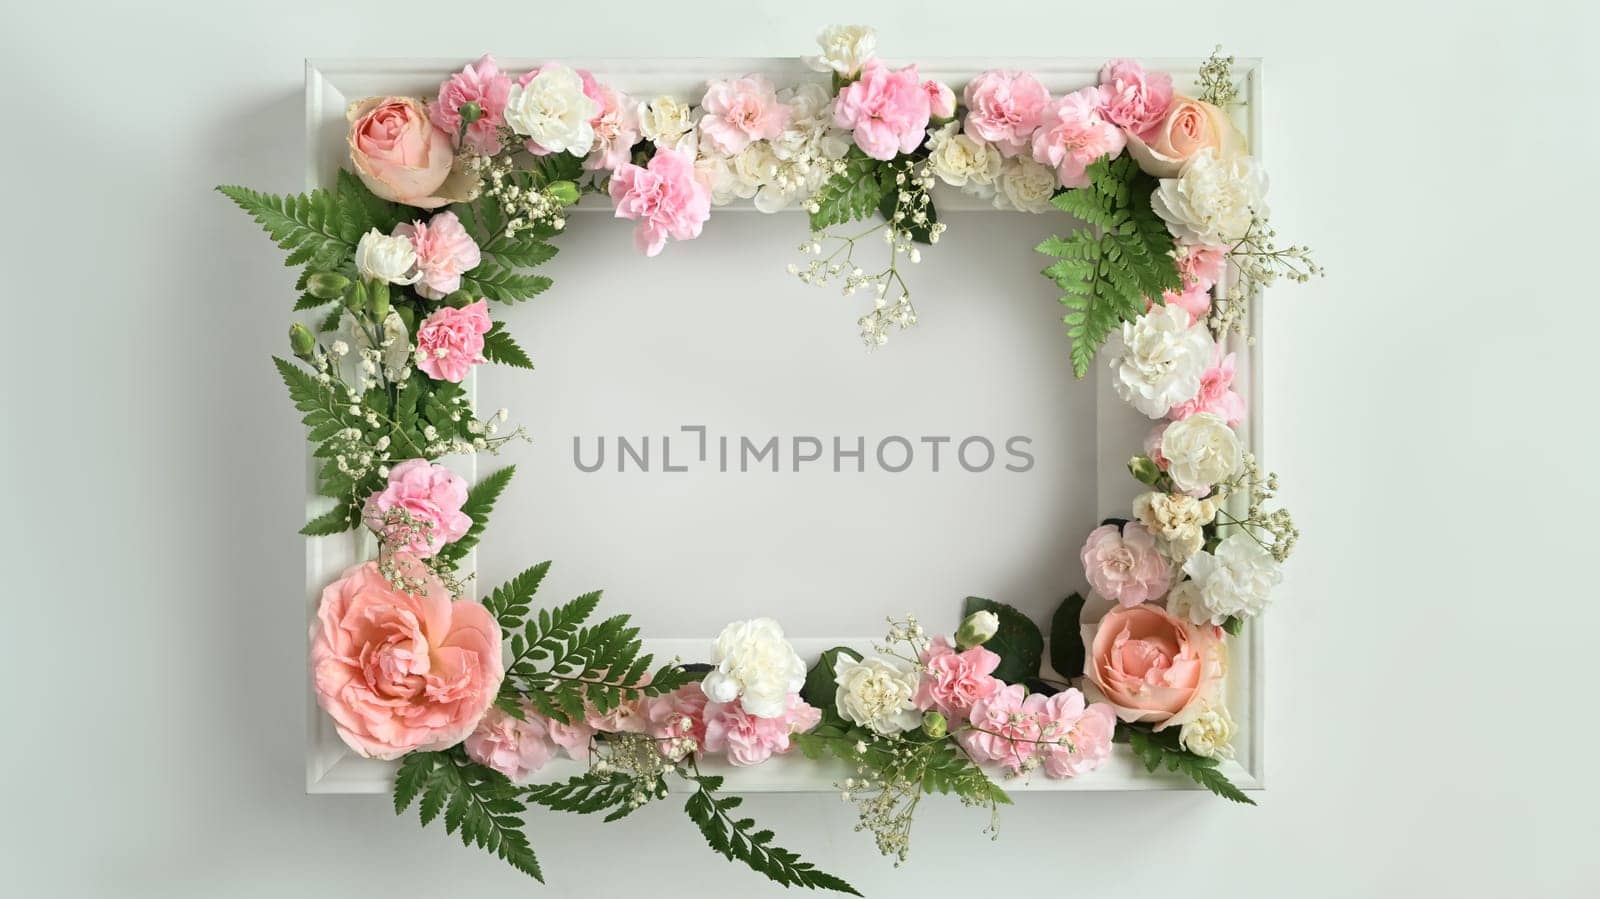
[[222, 25, 1319, 893]]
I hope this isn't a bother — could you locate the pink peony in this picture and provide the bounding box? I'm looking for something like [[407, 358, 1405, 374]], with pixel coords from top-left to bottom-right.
[[644, 682, 710, 760], [415, 299, 491, 382], [832, 60, 932, 161], [608, 148, 713, 257], [698, 74, 789, 155], [1097, 59, 1174, 138], [1168, 343, 1246, 425], [394, 211, 481, 300], [957, 683, 1042, 771], [1036, 691, 1116, 778], [465, 703, 556, 782], [1030, 86, 1126, 189], [924, 78, 957, 120], [429, 54, 513, 155], [362, 459, 472, 557], [913, 636, 1004, 723], [1080, 522, 1172, 606], [585, 83, 641, 172], [703, 693, 820, 766], [962, 70, 1051, 157], [310, 554, 502, 760], [1084, 604, 1225, 730], [347, 97, 470, 209]]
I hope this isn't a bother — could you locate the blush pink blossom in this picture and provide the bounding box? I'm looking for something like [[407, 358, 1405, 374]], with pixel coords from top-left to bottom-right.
[[962, 70, 1051, 157], [465, 703, 556, 782], [310, 554, 502, 760], [430, 54, 514, 155], [1030, 86, 1127, 189], [1097, 58, 1174, 138], [347, 97, 466, 209], [924, 79, 957, 120], [698, 74, 789, 154], [585, 690, 650, 734], [644, 682, 710, 760], [546, 717, 595, 759], [1148, 279, 1213, 325], [1177, 244, 1227, 290], [1036, 691, 1116, 778], [1085, 603, 1224, 730], [832, 60, 933, 160], [913, 636, 1004, 723], [608, 147, 713, 257], [394, 210, 481, 300], [585, 83, 641, 172], [703, 693, 820, 766], [956, 684, 1043, 771], [415, 299, 491, 383], [1144, 421, 1172, 471], [1080, 522, 1172, 606], [1168, 343, 1246, 425], [362, 459, 472, 557]]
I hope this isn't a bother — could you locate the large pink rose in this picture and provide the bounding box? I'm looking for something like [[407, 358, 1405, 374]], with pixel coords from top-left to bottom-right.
[[1036, 691, 1116, 778], [962, 70, 1051, 157], [1080, 522, 1172, 606], [608, 147, 712, 257], [1126, 95, 1244, 178], [465, 703, 556, 782], [698, 74, 790, 155], [703, 693, 820, 766], [1030, 86, 1126, 189], [362, 459, 472, 557], [913, 636, 1003, 723], [415, 299, 491, 383], [833, 60, 933, 160], [1097, 58, 1174, 137], [429, 54, 513, 155], [310, 555, 503, 759], [394, 210, 481, 300], [1083, 603, 1224, 730], [956, 683, 1042, 771], [346, 96, 473, 209]]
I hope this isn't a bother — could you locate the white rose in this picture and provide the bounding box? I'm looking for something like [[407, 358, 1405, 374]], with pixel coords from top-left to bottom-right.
[[701, 618, 806, 719], [804, 24, 877, 76], [638, 95, 695, 150], [1178, 701, 1235, 759], [1160, 412, 1242, 493], [1132, 491, 1218, 563], [833, 655, 921, 735], [994, 156, 1057, 213], [503, 63, 600, 156], [354, 229, 419, 285], [1152, 149, 1269, 245], [1180, 532, 1282, 625], [1111, 304, 1214, 418], [925, 122, 1002, 196]]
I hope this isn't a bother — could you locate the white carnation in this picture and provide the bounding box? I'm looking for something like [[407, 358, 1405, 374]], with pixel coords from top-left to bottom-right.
[[637, 95, 695, 150], [1180, 532, 1282, 625], [1160, 412, 1242, 493], [503, 63, 599, 156], [753, 83, 851, 212], [993, 156, 1056, 213], [1111, 304, 1214, 418], [925, 122, 1002, 197], [1132, 491, 1218, 563], [701, 618, 806, 719], [833, 655, 921, 735], [1178, 701, 1235, 759], [354, 229, 419, 285], [804, 24, 877, 76], [1152, 149, 1269, 245]]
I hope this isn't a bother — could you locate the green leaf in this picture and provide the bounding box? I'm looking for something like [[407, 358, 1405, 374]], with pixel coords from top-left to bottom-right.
[[434, 465, 515, 568], [336, 168, 406, 233], [1048, 593, 1087, 679], [1122, 725, 1256, 806], [461, 261, 552, 304], [482, 323, 534, 370], [800, 646, 860, 715], [392, 751, 544, 880], [809, 151, 887, 231], [299, 503, 356, 536], [685, 776, 860, 895], [483, 561, 551, 631], [524, 772, 650, 823], [217, 185, 360, 273], [962, 597, 1043, 684]]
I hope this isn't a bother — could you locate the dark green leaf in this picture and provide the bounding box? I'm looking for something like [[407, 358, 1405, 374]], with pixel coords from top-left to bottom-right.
[[800, 646, 860, 715], [1048, 593, 1087, 679], [961, 596, 1043, 684]]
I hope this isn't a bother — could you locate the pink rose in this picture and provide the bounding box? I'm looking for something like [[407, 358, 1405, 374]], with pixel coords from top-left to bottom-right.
[[1168, 343, 1246, 425], [698, 74, 790, 155], [644, 682, 710, 760], [913, 636, 1003, 723], [956, 683, 1042, 771], [1036, 691, 1116, 778], [1030, 86, 1127, 189], [924, 79, 957, 120], [429, 54, 513, 155], [1097, 59, 1174, 138], [393, 210, 481, 300], [585, 83, 641, 172], [961, 70, 1051, 157], [703, 693, 820, 766], [832, 60, 932, 161], [346, 96, 471, 209], [465, 703, 556, 782], [1126, 95, 1244, 178], [1084, 603, 1224, 730], [362, 459, 472, 557], [415, 299, 491, 383], [1080, 522, 1172, 607], [310, 555, 503, 760], [608, 148, 712, 257]]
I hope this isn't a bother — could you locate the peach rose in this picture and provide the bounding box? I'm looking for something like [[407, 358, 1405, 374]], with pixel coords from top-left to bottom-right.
[[1082, 603, 1223, 730], [347, 96, 477, 209], [1126, 95, 1245, 179], [310, 554, 503, 759]]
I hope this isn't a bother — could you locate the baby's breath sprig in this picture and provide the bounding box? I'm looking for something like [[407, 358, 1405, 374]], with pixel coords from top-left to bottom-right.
[[482, 155, 572, 238], [1197, 45, 1242, 108], [1209, 213, 1324, 341], [588, 733, 676, 812], [1213, 452, 1299, 562]]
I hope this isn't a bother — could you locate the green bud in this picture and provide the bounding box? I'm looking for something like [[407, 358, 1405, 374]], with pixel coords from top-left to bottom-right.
[[547, 180, 581, 205], [288, 322, 316, 360], [305, 271, 351, 300], [921, 710, 948, 740], [369, 280, 391, 320], [1128, 455, 1164, 487], [345, 279, 367, 313], [458, 100, 483, 125], [955, 609, 1000, 650]]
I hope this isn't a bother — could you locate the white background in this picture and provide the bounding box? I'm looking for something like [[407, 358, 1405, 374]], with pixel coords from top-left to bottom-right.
[[5, 1, 1598, 896]]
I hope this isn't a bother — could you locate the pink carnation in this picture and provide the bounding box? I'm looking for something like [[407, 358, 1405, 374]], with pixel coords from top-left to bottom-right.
[[1176, 244, 1227, 290], [608, 147, 713, 257], [703, 693, 820, 766], [1144, 421, 1172, 471], [644, 683, 710, 761], [1030, 86, 1127, 189], [394, 211, 480, 300], [1080, 522, 1172, 606], [362, 459, 472, 557], [1149, 279, 1213, 325], [924, 78, 957, 120], [832, 60, 932, 161], [1098, 58, 1174, 138], [962, 70, 1051, 157], [1035, 690, 1116, 778], [586, 83, 641, 172], [913, 636, 1003, 723], [698, 74, 789, 155], [585, 691, 650, 734], [1168, 343, 1246, 425], [430, 54, 513, 155], [546, 717, 595, 759], [465, 704, 556, 782], [957, 684, 1042, 771], [415, 299, 491, 383]]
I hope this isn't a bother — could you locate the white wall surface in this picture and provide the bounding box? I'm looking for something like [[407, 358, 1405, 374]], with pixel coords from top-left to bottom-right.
[[5, 1, 1597, 896]]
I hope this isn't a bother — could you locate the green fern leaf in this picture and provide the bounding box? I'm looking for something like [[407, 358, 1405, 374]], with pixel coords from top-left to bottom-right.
[[809, 152, 888, 231], [483, 561, 551, 631], [395, 751, 544, 880], [686, 776, 860, 895], [482, 323, 534, 370], [461, 261, 552, 303], [434, 466, 515, 568], [218, 185, 359, 273]]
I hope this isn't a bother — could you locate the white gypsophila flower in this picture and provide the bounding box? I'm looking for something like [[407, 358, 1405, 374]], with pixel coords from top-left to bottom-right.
[[1111, 303, 1215, 418], [993, 155, 1057, 213], [833, 655, 922, 736], [348, 310, 412, 381], [1152, 148, 1269, 245], [354, 229, 420, 285], [503, 63, 600, 156], [925, 121, 1002, 197], [804, 24, 877, 76], [753, 82, 852, 213], [1180, 532, 1283, 625], [1132, 491, 1218, 563], [637, 95, 695, 150], [1161, 411, 1243, 493], [701, 618, 807, 719], [1179, 700, 1236, 759]]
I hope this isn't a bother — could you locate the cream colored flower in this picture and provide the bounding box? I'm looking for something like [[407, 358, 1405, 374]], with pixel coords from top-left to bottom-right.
[[994, 156, 1057, 213], [1132, 491, 1218, 563], [504, 63, 599, 156], [637, 95, 695, 150], [925, 122, 1002, 196], [1178, 700, 1235, 759], [1181, 532, 1282, 624], [1112, 304, 1214, 418], [1153, 149, 1268, 244], [1160, 412, 1242, 493], [804, 24, 877, 76], [833, 655, 921, 735], [354, 229, 419, 285], [701, 618, 806, 719]]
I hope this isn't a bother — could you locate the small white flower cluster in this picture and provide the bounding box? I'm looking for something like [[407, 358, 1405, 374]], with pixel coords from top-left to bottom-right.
[[694, 82, 853, 213], [482, 155, 568, 238]]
